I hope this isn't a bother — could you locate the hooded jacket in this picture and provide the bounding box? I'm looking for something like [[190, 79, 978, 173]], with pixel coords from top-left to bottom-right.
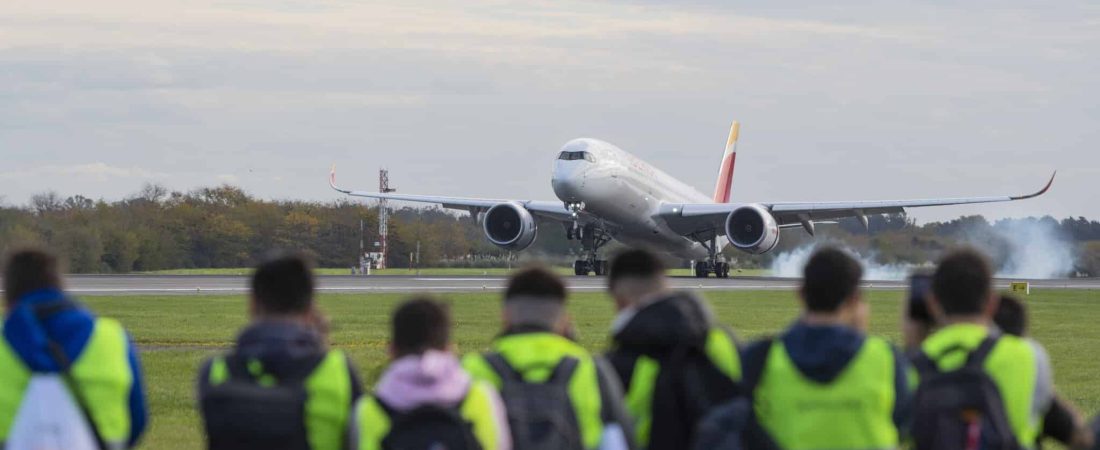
[[605, 291, 739, 450], [1, 288, 147, 447], [741, 322, 911, 430]]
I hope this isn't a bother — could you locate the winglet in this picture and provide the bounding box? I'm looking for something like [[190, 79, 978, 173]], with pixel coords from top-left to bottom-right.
[[1010, 171, 1056, 201], [329, 164, 350, 194]]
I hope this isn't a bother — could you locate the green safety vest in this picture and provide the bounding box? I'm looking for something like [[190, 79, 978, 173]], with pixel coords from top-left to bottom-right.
[[755, 336, 900, 450], [354, 380, 504, 450], [920, 323, 1046, 448], [623, 327, 742, 447], [0, 318, 135, 447], [206, 350, 355, 450], [462, 332, 606, 450]]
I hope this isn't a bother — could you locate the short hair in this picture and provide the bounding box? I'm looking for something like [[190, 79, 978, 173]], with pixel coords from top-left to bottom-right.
[[932, 248, 993, 316], [608, 248, 665, 289], [251, 253, 315, 315], [801, 247, 863, 313], [3, 247, 63, 305], [505, 266, 566, 303], [993, 295, 1028, 336], [392, 297, 451, 357]]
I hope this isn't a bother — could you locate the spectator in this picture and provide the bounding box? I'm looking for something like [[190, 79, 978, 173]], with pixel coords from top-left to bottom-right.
[[914, 249, 1054, 448], [994, 295, 1093, 449], [741, 247, 911, 449], [0, 247, 148, 448], [197, 253, 363, 450], [351, 297, 512, 450], [462, 266, 634, 450], [603, 248, 740, 449]]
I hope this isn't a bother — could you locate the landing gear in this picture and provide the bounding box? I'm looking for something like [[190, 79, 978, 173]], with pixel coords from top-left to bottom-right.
[[692, 234, 731, 278], [568, 222, 611, 276]]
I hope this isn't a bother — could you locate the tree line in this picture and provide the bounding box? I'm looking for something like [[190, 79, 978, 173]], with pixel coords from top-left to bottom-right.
[[1, 183, 1098, 276]]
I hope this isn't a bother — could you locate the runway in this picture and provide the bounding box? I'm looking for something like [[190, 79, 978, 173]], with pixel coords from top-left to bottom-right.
[[39, 274, 1100, 295]]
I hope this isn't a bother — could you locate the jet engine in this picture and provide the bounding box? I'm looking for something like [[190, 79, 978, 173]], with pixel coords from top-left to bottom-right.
[[725, 204, 780, 254], [483, 202, 538, 251]]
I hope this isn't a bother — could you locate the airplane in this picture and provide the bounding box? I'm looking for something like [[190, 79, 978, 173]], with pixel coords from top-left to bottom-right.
[[330, 121, 1055, 277]]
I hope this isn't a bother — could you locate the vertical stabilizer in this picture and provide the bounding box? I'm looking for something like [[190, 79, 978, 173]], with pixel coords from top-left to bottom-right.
[[712, 120, 740, 203]]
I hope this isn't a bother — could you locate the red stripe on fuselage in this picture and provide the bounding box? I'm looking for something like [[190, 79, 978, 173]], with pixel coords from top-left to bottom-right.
[[713, 153, 736, 203]]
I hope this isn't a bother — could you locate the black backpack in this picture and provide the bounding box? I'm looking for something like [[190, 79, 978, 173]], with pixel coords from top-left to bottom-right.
[[484, 353, 584, 450], [200, 354, 317, 450], [658, 334, 741, 449], [379, 398, 482, 450], [692, 337, 779, 450], [910, 336, 1021, 450]]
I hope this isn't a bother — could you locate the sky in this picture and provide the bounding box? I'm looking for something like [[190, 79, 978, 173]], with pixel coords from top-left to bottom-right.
[[2, 0, 1098, 223]]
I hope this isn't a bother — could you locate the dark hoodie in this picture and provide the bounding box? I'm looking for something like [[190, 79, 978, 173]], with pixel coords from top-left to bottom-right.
[[606, 291, 738, 450], [740, 322, 911, 430]]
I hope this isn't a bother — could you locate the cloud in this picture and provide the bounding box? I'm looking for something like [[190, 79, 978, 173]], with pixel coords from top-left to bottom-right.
[[0, 163, 169, 182]]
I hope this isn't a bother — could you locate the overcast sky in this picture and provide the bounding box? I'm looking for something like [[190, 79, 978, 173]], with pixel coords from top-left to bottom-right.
[[2, 1, 1097, 223]]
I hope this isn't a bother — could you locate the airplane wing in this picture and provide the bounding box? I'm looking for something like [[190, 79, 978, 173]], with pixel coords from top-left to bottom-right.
[[659, 172, 1056, 236], [329, 166, 577, 222]]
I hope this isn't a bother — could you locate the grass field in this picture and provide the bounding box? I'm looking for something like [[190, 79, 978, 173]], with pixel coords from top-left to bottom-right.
[[84, 289, 1100, 449], [142, 267, 772, 277]]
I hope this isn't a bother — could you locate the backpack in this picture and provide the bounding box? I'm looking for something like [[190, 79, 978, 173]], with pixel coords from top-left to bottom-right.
[[484, 353, 584, 450], [200, 353, 317, 450], [6, 301, 104, 450], [910, 336, 1021, 450], [662, 332, 741, 447], [692, 337, 779, 450], [379, 399, 482, 450]]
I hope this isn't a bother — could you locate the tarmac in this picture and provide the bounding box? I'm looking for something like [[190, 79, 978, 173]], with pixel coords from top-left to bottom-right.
[[37, 274, 1100, 296]]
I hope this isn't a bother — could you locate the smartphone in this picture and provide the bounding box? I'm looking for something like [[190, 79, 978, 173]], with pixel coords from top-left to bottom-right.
[[907, 273, 933, 323]]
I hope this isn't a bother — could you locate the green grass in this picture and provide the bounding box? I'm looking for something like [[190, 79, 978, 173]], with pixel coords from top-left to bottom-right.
[[141, 267, 772, 277], [80, 289, 1100, 449]]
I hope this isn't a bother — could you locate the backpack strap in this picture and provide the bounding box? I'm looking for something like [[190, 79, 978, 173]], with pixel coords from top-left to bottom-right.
[[546, 357, 580, 387], [31, 301, 108, 450], [963, 336, 999, 369], [484, 352, 525, 384]]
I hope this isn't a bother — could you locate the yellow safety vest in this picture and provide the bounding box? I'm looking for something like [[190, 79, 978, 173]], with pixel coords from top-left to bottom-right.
[[0, 318, 135, 447], [354, 380, 504, 450], [755, 336, 901, 450]]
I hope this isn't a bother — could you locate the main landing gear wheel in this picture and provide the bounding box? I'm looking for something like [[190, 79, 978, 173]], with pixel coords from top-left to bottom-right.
[[567, 222, 611, 276], [692, 234, 732, 278]]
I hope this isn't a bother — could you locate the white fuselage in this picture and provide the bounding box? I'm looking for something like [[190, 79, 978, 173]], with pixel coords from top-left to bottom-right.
[[550, 138, 716, 260]]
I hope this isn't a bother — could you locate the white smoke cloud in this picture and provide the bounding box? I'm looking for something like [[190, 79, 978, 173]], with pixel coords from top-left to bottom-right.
[[769, 242, 916, 281], [768, 218, 1076, 281]]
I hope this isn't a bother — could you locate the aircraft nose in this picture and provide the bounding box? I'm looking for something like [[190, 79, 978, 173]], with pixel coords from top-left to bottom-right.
[[552, 162, 588, 202]]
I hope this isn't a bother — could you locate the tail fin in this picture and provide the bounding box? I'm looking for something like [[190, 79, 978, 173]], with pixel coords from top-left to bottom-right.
[[712, 120, 740, 203]]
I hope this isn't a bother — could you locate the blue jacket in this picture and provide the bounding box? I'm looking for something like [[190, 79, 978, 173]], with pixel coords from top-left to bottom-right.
[[2, 288, 147, 447]]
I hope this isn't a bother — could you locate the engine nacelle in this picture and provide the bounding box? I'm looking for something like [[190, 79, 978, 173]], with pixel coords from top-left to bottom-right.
[[483, 202, 538, 251], [725, 204, 780, 254]]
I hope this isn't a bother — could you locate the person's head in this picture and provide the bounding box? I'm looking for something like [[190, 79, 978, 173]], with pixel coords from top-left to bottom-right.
[[391, 296, 452, 358], [3, 247, 63, 308], [250, 253, 316, 319], [800, 247, 867, 331], [993, 294, 1028, 336], [929, 248, 998, 324], [608, 248, 667, 310], [503, 266, 569, 334]]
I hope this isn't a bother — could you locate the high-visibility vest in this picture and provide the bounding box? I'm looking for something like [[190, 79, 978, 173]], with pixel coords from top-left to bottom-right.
[[463, 332, 607, 450], [920, 323, 1049, 448], [205, 350, 355, 450], [755, 336, 901, 450], [0, 318, 135, 448], [353, 380, 504, 450]]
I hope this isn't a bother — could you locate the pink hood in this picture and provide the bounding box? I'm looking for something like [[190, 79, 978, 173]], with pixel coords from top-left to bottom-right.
[[376, 350, 473, 411]]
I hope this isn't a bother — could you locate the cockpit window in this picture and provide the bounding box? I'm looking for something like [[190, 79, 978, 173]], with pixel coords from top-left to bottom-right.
[[558, 151, 596, 162]]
